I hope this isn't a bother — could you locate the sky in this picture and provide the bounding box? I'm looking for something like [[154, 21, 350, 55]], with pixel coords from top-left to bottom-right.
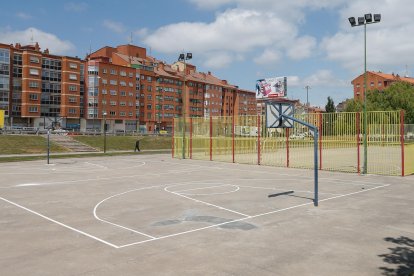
[[1, 0, 414, 108]]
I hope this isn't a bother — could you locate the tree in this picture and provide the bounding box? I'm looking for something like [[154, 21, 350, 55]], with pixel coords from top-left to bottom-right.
[[343, 81, 414, 123], [325, 96, 336, 113]]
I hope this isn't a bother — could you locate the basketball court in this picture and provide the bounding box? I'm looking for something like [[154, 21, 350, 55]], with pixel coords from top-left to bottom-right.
[[1, 154, 413, 275]]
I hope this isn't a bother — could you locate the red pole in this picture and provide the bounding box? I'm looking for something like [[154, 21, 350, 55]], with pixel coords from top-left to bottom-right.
[[286, 128, 290, 167], [356, 112, 361, 174], [319, 113, 323, 170], [401, 110, 405, 176], [172, 119, 175, 158], [232, 113, 235, 163], [257, 115, 261, 165], [190, 117, 193, 159], [210, 116, 213, 161]]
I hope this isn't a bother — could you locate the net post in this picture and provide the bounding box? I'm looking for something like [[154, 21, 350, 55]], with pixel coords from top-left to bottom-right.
[[319, 113, 323, 170], [286, 128, 290, 167], [172, 119, 175, 158], [232, 112, 235, 163], [401, 110, 405, 176], [257, 115, 261, 165], [190, 117, 193, 159], [210, 115, 213, 161], [356, 112, 361, 174], [314, 126, 319, 206]]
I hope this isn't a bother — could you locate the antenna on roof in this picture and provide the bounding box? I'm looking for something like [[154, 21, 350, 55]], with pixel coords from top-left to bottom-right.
[[30, 28, 34, 44], [129, 32, 133, 44], [405, 64, 409, 77], [89, 40, 92, 55]]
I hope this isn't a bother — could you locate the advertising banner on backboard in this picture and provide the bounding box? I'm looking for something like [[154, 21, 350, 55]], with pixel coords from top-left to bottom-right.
[[256, 76, 287, 100], [0, 110, 4, 128]]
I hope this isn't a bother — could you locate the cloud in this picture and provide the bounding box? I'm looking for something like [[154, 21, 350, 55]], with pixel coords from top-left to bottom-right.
[[16, 12, 32, 20], [103, 20, 125, 34], [286, 36, 316, 60], [253, 49, 281, 65], [0, 27, 75, 55], [322, 0, 414, 75], [64, 2, 88, 12], [143, 8, 317, 68], [302, 70, 349, 87], [133, 28, 148, 37], [203, 52, 234, 68]]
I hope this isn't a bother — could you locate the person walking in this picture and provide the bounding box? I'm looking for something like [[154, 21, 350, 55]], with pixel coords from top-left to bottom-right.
[[134, 138, 141, 152]]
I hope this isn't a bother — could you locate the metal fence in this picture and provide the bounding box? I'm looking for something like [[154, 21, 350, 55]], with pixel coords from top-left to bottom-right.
[[173, 111, 412, 176]]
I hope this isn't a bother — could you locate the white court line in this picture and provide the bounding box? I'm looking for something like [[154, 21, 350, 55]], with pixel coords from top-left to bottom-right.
[[84, 162, 108, 169], [164, 185, 250, 217], [0, 196, 119, 249], [118, 183, 390, 248], [12, 164, 203, 188], [93, 186, 158, 239], [174, 184, 233, 193], [236, 184, 343, 196]]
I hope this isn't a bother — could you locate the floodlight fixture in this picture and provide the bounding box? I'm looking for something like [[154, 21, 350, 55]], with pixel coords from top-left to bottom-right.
[[186, 53, 192, 60], [374, 14, 381, 22], [358, 17, 365, 25], [364, 13, 372, 23], [178, 53, 185, 61], [348, 17, 356, 26]]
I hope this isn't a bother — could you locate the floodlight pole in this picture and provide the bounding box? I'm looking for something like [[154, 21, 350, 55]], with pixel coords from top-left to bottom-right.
[[178, 52, 192, 159], [349, 13, 381, 175]]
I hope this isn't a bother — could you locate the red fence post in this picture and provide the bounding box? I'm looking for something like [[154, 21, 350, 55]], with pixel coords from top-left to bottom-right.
[[401, 110, 405, 176], [257, 115, 261, 165], [190, 117, 193, 159], [286, 128, 290, 167], [232, 113, 235, 163], [356, 112, 361, 174], [210, 116, 213, 161], [172, 119, 175, 158], [319, 113, 323, 170]]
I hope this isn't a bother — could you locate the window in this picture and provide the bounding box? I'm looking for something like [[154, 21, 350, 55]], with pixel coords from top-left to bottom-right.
[[110, 90, 117, 96], [69, 63, 78, 69], [29, 94, 38, 100], [378, 81, 382, 87], [120, 101, 126, 106], [29, 106, 38, 112], [69, 74, 77, 80], [120, 111, 126, 116], [147, 76, 152, 82], [129, 72, 133, 78], [69, 108, 76, 114], [30, 68, 39, 76], [370, 82, 374, 87], [110, 69, 117, 75], [102, 68, 107, 74], [110, 100, 117, 106], [110, 111, 116, 116], [129, 82, 133, 87], [30, 56, 40, 63], [69, 85, 77, 91], [102, 89, 107, 95], [110, 80, 117, 85], [120, 81, 126, 86], [120, 91, 126, 96], [120, 71, 126, 76], [69, 96, 77, 103], [29, 81, 39, 88]]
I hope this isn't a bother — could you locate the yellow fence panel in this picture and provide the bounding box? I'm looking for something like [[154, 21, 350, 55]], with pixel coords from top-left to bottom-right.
[[173, 111, 410, 176]]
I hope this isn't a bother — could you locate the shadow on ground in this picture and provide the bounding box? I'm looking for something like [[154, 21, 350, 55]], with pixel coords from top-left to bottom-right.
[[378, 235, 414, 275]]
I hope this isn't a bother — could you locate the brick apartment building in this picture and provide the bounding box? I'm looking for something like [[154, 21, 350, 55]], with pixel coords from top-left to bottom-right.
[[351, 71, 414, 100], [0, 42, 256, 133], [0, 42, 84, 129]]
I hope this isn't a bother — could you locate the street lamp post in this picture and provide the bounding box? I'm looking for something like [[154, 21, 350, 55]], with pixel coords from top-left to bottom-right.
[[103, 111, 107, 153], [178, 52, 192, 159], [348, 13, 381, 175], [304, 85, 311, 113]]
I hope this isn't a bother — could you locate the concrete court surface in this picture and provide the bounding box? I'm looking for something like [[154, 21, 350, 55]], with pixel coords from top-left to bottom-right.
[[0, 154, 413, 276]]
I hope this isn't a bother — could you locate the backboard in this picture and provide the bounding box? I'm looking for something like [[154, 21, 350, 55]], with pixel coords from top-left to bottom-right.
[[265, 102, 294, 128]]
